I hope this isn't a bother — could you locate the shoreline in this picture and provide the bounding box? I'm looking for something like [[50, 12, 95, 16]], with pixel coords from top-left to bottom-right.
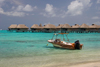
[[69, 61, 100, 67], [0, 57, 100, 67]]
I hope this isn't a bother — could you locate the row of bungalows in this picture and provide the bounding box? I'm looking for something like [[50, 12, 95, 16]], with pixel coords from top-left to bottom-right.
[[8, 24, 100, 33], [8, 24, 29, 32], [30, 24, 56, 33], [63, 24, 100, 33], [72, 24, 100, 33]]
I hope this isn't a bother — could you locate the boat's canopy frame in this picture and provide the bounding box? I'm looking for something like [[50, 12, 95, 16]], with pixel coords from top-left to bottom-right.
[[51, 33, 70, 42]]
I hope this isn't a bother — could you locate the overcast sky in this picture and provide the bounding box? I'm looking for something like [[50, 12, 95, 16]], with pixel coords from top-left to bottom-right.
[[0, 0, 100, 29]]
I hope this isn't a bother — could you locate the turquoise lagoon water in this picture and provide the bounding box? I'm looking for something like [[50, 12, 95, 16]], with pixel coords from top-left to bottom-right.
[[0, 30, 100, 67]]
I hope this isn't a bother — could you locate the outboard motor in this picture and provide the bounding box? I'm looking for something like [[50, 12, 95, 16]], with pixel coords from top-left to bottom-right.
[[75, 40, 80, 49]]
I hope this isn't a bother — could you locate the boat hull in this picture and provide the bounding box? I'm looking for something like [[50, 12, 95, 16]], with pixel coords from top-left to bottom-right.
[[48, 40, 83, 50], [52, 43, 83, 50]]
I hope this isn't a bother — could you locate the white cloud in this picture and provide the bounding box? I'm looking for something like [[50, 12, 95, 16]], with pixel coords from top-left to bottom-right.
[[16, 5, 24, 11], [23, 4, 33, 12], [34, 6, 37, 9], [5, 11, 25, 17], [0, 7, 4, 13], [16, 4, 37, 12], [67, 0, 83, 16], [42, 4, 56, 17], [9, 0, 23, 5], [0, 7, 25, 17], [41, 0, 92, 18], [0, 5, 25, 17], [0, 0, 24, 17], [77, 0, 92, 7], [97, 0, 100, 4], [66, 0, 91, 16], [0, 0, 37, 17], [45, 4, 53, 13], [92, 16, 100, 19], [41, 4, 69, 18]]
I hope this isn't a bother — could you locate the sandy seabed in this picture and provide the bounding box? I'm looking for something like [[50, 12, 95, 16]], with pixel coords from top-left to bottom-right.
[[19, 62, 100, 67], [0, 56, 100, 67], [69, 62, 100, 67]]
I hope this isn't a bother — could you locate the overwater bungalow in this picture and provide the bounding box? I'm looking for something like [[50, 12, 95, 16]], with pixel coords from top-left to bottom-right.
[[89, 24, 99, 33], [71, 24, 80, 33], [80, 23, 89, 33], [43, 24, 56, 33], [8, 24, 17, 31], [39, 24, 43, 32], [16, 24, 29, 32], [31, 24, 42, 32], [61, 24, 71, 33], [56, 24, 64, 32]]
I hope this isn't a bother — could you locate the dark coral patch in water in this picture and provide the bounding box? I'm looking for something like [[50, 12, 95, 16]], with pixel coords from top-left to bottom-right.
[[27, 45, 34, 47], [16, 41, 27, 43]]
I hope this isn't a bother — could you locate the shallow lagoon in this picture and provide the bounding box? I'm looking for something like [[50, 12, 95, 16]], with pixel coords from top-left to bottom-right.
[[0, 30, 100, 67]]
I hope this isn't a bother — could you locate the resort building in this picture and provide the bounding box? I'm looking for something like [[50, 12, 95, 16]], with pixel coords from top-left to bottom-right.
[[8, 23, 100, 33], [31, 24, 42, 32], [56, 24, 64, 32], [80, 23, 89, 33], [61, 24, 71, 33], [71, 24, 80, 33], [89, 24, 99, 33], [8, 24, 17, 31], [39, 24, 43, 32], [43, 24, 56, 33], [16, 24, 29, 32]]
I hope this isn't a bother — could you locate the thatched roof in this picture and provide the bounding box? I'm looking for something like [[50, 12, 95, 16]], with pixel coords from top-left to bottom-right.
[[43, 24, 56, 28], [8, 24, 17, 28], [31, 24, 40, 28], [61, 24, 71, 28], [56, 24, 64, 28], [98, 25, 100, 28], [17, 24, 28, 29], [80, 23, 89, 28], [39, 24, 42, 27], [89, 24, 99, 28], [71, 24, 80, 28]]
